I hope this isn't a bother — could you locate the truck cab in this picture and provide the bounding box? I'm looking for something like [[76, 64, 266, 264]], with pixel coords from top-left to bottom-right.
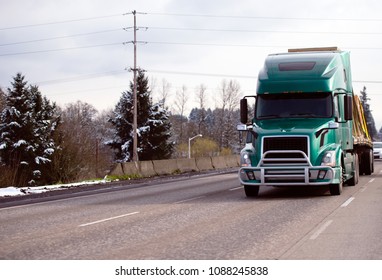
[[238, 47, 373, 197]]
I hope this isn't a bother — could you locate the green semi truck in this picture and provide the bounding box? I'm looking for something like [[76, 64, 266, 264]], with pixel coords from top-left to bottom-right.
[[238, 47, 373, 197]]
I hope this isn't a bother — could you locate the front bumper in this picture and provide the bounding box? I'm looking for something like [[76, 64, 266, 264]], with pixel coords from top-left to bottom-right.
[[239, 150, 338, 186]]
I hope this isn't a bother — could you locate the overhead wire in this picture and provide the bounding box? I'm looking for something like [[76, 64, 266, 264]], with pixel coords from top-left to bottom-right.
[[145, 12, 382, 22], [0, 42, 125, 56], [1, 11, 382, 88], [0, 28, 126, 47], [0, 13, 124, 31], [145, 26, 382, 36]]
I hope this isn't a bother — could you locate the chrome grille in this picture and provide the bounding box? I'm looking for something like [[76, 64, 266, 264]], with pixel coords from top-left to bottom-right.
[[263, 136, 308, 157]]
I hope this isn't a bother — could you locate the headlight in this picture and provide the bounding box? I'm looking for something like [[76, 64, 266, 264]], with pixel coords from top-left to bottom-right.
[[241, 152, 252, 167], [321, 151, 336, 167]]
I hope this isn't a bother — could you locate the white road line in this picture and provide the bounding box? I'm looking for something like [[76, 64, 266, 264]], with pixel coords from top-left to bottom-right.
[[369, 178, 375, 183], [341, 197, 355, 207], [229, 186, 243, 191], [79, 211, 139, 227], [310, 220, 333, 240], [173, 195, 206, 204]]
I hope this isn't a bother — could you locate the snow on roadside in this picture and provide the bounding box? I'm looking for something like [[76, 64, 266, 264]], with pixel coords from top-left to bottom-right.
[[0, 178, 110, 197]]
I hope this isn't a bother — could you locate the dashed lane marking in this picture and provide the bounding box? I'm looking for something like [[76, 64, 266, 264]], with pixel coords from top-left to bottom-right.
[[172, 195, 206, 204], [341, 197, 355, 207], [79, 211, 139, 227], [310, 220, 333, 240]]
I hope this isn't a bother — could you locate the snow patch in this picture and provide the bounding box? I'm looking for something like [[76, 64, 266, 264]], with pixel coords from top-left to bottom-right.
[[0, 178, 110, 197], [13, 139, 27, 147], [0, 187, 24, 196]]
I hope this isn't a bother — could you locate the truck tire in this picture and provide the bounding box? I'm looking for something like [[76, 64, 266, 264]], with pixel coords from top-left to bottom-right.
[[244, 185, 260, 197], [347, 153, 359, 186], [329, 167, 343, 195], [329, 182, 342, 195], [363, 149, 373, 175]]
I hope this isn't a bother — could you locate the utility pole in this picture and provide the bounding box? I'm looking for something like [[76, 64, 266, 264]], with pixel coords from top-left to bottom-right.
[[132, 10, 138, 162]]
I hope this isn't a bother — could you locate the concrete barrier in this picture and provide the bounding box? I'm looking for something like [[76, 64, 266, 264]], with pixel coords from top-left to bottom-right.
[[122, 162, 140, 175], [176, 158, 198, 172], [110, 163, 125, 176], [109, 155, 240, 178], [195, 157, 214, 171], [153, 159, 178, 175], [211, 156, 228, 169], [137, 161, 157, 177], [224, 155, 240, 168]]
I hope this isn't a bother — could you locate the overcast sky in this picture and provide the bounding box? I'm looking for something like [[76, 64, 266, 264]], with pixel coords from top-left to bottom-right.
[[1, 0, 382, 127]]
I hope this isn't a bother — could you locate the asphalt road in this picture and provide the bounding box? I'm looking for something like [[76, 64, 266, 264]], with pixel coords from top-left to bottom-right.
[[1, 162, 382, 260]]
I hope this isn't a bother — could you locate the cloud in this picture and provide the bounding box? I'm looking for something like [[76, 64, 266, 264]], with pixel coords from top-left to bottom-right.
[[1, 0, 382, 128]]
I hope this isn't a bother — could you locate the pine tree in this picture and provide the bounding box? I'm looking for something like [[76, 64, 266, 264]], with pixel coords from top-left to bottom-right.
[[0, 73, 59, 186], [359, 86, 378, 140], [107, 71, 173, 162], [0, 87, 5, 112]]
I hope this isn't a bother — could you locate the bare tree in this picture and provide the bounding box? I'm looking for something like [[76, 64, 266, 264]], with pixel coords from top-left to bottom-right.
[[195, 84, 209, 135], [53, 101, 100, 182], [174, 85, 189, 141], [216, 80, 241, 150], [158, 78, 172, 109]]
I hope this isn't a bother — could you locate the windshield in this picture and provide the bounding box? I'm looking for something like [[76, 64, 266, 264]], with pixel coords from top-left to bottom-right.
[[256, 92, 333, 119], [373, 142, 382, 149]]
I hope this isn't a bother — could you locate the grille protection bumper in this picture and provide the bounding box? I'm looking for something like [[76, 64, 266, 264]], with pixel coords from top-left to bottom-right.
[[239, 150, 335, 186]]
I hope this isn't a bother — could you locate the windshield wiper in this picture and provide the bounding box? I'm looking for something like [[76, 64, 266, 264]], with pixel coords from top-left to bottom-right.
[[257, 114, 281, 119], [289, 113, 318, 117]]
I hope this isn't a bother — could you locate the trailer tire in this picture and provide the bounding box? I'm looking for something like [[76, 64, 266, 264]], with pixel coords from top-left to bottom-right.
[[363, 149, 373, 175], [244, 185, 260, 197]]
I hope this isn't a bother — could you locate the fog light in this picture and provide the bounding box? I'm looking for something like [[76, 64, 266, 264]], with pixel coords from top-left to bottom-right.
[[247, 171, 255, 180], [318, 170, 327, 180]]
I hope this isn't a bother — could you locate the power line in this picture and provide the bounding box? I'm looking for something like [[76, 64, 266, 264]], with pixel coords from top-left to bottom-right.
[[146, 26, 382, 36], [0, 13, 124, 31], [4, 25, 380, 49], [0, 28, 125, 47], [146, 12, 382, 22], [147, 69, 256, 79], [353, 80, 382, 84], [2, 39, 381, 57], [0, 42, 125, 56], [147, 69, 382, 85], [36, 70, 127, 85], [145, 41, 382, 51]]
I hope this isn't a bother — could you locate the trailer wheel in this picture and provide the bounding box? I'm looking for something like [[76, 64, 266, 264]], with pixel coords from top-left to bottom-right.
[[363, 149, 373, 175], [244, 185, 260, 197]]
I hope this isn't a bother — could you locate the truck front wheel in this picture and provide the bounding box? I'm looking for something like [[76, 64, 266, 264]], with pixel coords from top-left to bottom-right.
[[329, 167, 343, 195], [329, 182, 342, 195], [244, 185, 260, 197]]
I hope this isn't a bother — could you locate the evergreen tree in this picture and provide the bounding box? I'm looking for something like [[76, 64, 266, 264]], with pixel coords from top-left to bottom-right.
[[107, 71, 173, 162], [0, 73, 59, 186], [359, 86, 378, 140], [0, 87, 5, 112]]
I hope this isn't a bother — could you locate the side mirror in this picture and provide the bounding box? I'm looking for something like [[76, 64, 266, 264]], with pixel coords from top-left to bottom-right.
[[240, 98, 248, 124], [344, 95, 353, 121], [237, 124, 248, 131]]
